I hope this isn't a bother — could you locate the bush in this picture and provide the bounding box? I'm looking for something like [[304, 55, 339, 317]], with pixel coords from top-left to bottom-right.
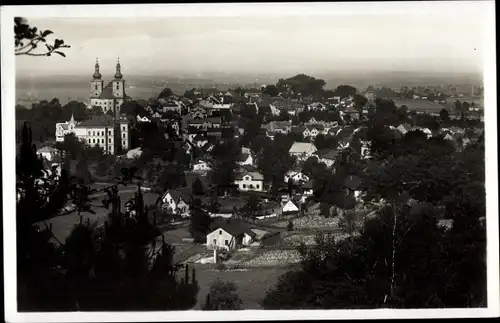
[[202, 279, 243, 310], [215, 263, 226, 271], [287, 220, 294, 231]]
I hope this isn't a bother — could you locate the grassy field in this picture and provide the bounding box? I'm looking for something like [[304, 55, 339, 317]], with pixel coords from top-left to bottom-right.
[[190, 263, 294, 310]]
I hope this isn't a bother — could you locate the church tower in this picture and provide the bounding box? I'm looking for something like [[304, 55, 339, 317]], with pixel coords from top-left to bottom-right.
[[113, 58, 125, 98], [90, 58, 104, 97]]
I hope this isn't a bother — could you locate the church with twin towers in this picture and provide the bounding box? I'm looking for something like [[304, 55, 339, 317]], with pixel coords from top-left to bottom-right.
[[89, 58, 131, 117]]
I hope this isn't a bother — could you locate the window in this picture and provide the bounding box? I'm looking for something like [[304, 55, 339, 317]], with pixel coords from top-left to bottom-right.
[[102, 131, 105, 136], [256, 184, 260, 189], [242, 184, 246, 189], [108, 130, 112, 135], [108, 138, 111, 143], [122, 126, 126, 131], [213, 239, 217, 246], [123, 140, 126, 146], [122, 133, 126, 138], [93, 131, 95, 136], [101, 139, 104, 144], [88, 131, 91, 136], [92, 139, 95, 144], [108, 145, 112, 151], [225, 240, 229, 246], [116, 83, 119, 90], [219, 230, 222, 235]]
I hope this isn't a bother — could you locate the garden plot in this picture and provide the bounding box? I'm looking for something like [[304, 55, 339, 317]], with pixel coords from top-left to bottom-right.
[[283, 232, 361, 246], [241, 249, 301, 267], [273, 215, 342, 229]]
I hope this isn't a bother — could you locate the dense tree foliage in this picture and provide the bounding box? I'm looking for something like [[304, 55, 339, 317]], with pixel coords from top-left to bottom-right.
[[209, 139, 240, 189], [189, 199, 212, 243], [276, 74, 326, 98], [255, 133, 296, 194], [202, 280, 243, 310], [17, 122, 199, 310], [262, 119, 485, 309]]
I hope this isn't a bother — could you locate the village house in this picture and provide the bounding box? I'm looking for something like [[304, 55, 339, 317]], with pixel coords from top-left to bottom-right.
[[281, 200, 300, 216], [188, 119, 205, 129], [305, 124, 326, 139], [312, 149, 338, 167], [341, 104, 360, 120], [360, 140, 371, 159], [396, 123, 413, 135], [203, 116, 222, 129], [302, 180, 314, 197], [206, 221, 257, 250], [305, 117, 319, 124], [192, 159, 211, 174], [160, 99, 184, 114], [190, 105, 207, 119], [37, 146, 60, 161], [237, 152, 254, 166], [286, 103, 304, 116], [211, 103, 232, 112], [284, 171, 310, 184], [55, 113, 78, 142], [126, 147, 142, 159], [234, 171, 264, 192], [160, 189, 191, 217], [266, 120, 292, 134], [136, 114, 151, 123], [307, 102, 327, 111], [288, 142, 317, 161]]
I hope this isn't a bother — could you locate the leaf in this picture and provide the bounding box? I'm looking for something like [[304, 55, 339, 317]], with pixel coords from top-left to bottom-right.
[[54, 51, 66, 57], [41, 30, 53, 37]]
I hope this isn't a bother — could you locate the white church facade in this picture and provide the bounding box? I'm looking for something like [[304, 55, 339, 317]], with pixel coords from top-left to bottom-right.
[[89, 58, 130, 116]]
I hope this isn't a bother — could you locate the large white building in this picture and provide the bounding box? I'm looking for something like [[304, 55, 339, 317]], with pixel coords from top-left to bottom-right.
[[55, 114, 130, 155], [89, 58, 130, 116]]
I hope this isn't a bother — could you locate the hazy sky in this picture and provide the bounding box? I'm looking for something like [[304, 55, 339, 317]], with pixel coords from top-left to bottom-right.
[[16, 12, 487, 78]]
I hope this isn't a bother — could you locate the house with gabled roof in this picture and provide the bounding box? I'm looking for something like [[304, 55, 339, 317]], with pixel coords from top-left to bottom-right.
[[396, 123, 413, 135], [192, 159, 211, 174], [206, 219, 257, 250], [288, 142, 317, 161], [190, 105, 207, 119], [266, 120, 292, 134], [307, 102, 327, 111], [284, 171, 310, 184], [306, 124, 326, 138], [55, 113, 78, 142], [160, 188, 191, 217], [37, 146, 60, 161], [136, 113, 151, 123], [281, 200, 300, 216], [234, 171, 264, 192], [237, 152, 254, 166], [312, 149, 338, 167]]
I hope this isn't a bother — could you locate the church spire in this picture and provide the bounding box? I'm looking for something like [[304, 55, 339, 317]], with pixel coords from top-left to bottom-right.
[[93, 57, 102, 79], [69, 112, 75, 124], [114, 57, 123, 80]]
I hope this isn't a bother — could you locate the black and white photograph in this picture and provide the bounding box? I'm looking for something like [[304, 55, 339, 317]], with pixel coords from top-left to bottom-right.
[[2, 2, 498, 322]]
